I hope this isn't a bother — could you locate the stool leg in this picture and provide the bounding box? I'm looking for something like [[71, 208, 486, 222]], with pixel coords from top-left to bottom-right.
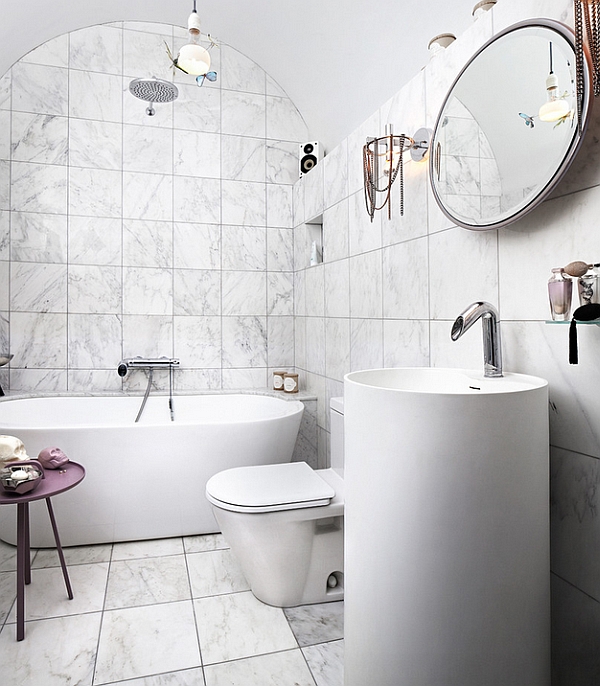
[[23, 504, 31, 585], [45, 498, 73, 600], [16, 503, 27, 641]]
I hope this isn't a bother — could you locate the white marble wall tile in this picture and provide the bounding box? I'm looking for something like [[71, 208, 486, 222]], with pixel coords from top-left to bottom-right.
[[347, 111, 380, 196], [0, 72, 10, 111], [123, 89, 173, 128], [429, 318, 481, 370], [68, 216, 122, 266], [266, 96, 308, 143], [11, 112, 67, 165], [0, 160, 8, 210], [122, 315, 173, 358], [173, 176, 220, 224], [429, 226, 498, 320], [382, 238, 429, 319], [122, 29, 174, 80], [323, 199, 349, 263], [174, 83, 221, 133], [266, 140, 300, 185], [349, 251, 382, 319], [9, 368, 68, 391], [68, 264, 121, 314], [267, 316, 294, 367], [0, 262, 8, 310], [123, 220, 173, 268], [267, 228, 293, 272], [69, 118, 122, 170], [94, 601, 201, 684], [221, 226, 266, 270], [323, 140, 348, 211], [0, 211, 8, 260], [427, 183, 456, 235], [305, 264, 324, 317], [326, 318, 350, 382], [221, 316, 267, 367], [222, 271, 266, 315], [11, 212, 67, 263], [267, 272, 294, 316], [350, 318, 383, 372], [194, 591, 296, 665], [10, 312, 67, 368], [10, 161, 67, 214], [124, 267, 172, 315], [122, 22, 174, 35], [293, 178, 305, 228], [222, 367, 268, 388], [551, 447, 600, 601], [124, 172, 173, 221], [175, 368, 221, 391], [266, 75, 287, 98], [0, 110, 8, 159], [222, 180, 266, 226], [69, 167, 122, 218], [492, 0, 572, 33], [68, 370, 123, 392], [294, 224, 310, 272], [303, 164, 324, 223], [295, 315, 306, 369], [68, 314, 122, 368], [305, 317, 326, 376], [383, 319, 430, 368], [173, 269, 221, 316], [381, 160, 429, 245], [349, 190, 381, 255], [221, 91, 266, 138], [294, 270, 306, 317], [0, 613, 101, 686], [266, 184, 293, 229], [69, 25, 123, 74], [69, 70, 122, 122], [174, 130, 220, 178], [221, 135, 265, 183], [220, 45, 266, 94], [174, 316, 221, 368], [380, 70, 426, 142], [204, 649, 316, 686], [124, 124, 173, 175], [10, 262, 67, 312], [173, 222, 220, 270], [324, 260, 350, 318], [11, 62, 68, 116], [21, 34, 69, 68]]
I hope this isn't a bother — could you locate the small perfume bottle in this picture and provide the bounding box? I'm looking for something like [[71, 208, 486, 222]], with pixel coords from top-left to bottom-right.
[[548, 268, 572, 321], [578, 266, 599, 306]]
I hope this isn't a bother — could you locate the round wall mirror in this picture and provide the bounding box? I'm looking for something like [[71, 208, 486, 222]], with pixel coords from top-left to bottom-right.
[[429, 19, 592, 230]]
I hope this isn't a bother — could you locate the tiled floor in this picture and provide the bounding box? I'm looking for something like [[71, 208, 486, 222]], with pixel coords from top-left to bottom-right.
[[0, 534, 344, 685]]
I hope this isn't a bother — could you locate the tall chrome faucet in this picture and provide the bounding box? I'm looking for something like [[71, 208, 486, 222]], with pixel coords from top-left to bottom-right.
[[450, 302, 503, 378]]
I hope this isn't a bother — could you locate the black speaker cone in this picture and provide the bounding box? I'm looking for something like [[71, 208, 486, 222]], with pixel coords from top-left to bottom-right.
[[303, 143, 314, 154], [300, 155, 317, 173]]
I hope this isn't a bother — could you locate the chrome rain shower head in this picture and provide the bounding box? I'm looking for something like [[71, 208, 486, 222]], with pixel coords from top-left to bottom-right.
[[128, 77, 179, 116]]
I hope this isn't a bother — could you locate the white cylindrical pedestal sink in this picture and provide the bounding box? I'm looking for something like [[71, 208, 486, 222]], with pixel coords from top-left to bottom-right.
[[344, 368, 549, 686]]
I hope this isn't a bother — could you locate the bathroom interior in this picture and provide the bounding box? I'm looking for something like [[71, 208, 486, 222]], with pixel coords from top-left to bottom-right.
[[0, 0, 599, 683]]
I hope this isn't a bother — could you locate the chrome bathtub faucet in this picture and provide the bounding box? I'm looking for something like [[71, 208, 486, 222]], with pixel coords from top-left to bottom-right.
[[117, 356, 180, 422], [450, 302, 503, 378]]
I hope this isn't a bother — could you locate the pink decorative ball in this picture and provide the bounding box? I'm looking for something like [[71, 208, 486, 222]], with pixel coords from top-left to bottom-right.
[[38, 447, 69, 470]]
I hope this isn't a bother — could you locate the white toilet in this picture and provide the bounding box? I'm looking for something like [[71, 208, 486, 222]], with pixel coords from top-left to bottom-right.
[[205, 397, 345, 607]]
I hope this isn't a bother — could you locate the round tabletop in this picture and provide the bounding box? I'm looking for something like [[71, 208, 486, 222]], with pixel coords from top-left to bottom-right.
[[0, 461, 85, 504]]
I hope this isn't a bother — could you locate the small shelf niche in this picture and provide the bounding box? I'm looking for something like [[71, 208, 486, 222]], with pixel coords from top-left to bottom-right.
[[306, 214, 323, 267]]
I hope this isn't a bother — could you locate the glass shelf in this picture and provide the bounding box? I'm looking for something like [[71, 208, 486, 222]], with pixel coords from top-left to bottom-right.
[[545, 320, 600, 325]]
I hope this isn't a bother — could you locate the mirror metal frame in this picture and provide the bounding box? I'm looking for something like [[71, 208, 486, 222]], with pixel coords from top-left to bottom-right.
[[429, 19, 593, 231]]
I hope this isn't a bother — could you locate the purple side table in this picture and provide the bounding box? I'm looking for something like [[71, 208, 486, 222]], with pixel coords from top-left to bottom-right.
[[0, 461, 85, 641]]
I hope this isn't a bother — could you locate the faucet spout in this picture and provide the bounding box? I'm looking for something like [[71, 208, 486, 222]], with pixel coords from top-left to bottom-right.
[[451, 301, 503, 378]]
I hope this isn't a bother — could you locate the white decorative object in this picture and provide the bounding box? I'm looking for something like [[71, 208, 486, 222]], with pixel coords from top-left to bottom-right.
[[0, 435, 28, 468], [428, 33, 456, 56], [472, 0, 496, 19]]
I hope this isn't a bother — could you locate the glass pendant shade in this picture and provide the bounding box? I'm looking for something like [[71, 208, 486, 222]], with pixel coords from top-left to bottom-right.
[[177, 42, 211, 76], [538, 72, 570, 122]]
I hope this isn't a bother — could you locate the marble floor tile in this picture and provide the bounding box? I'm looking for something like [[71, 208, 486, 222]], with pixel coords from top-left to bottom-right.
[[107, 666, 206, 685], [302, 639, 344, 686], [195, 591, 298, 665], [183, 533, 229, 553], [204, 649, 316, 686], [0, 612, 101, 686], [7, 563, 108, 622], [284, 601, 344, 647], [32, 543, 113, 568], [0, 571, 15, 625], [187, 549, 250, 598], [94, 601, 201, 685], [112, 537, 184, 560], [0, 539, 18, 572], [105, 554, 191, 609]]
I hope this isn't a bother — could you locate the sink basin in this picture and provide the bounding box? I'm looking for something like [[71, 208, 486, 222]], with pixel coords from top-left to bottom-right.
[[343, 367, 550, 686]]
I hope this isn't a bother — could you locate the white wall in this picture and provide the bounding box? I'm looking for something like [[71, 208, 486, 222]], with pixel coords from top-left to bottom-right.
[[293, 0, 600, 679]]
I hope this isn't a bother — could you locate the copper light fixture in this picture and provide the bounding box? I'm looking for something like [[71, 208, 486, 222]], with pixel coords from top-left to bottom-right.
[[574, 0, 599, 131]]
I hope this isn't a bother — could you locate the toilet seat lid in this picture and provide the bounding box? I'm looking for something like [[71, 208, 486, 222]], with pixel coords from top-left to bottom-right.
[[206, 462, 335, 513]]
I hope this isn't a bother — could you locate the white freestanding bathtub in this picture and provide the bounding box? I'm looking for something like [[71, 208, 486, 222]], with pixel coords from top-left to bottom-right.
[[0, 394, 304, 547]]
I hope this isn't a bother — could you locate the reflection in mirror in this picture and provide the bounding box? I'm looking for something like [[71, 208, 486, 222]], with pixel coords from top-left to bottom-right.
[[430, 20, 591, 230]]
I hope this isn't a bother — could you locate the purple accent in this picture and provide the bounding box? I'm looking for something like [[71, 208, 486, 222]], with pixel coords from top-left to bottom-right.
[[38, 448, 69, 470], [0, 462, 85, 641]]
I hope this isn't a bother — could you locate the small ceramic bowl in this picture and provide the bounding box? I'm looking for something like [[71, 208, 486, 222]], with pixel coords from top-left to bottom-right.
[[0, 461, 44, 495]]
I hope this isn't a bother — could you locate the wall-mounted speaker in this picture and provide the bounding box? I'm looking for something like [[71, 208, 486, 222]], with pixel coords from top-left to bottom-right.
[[299, 141, 324, 177]]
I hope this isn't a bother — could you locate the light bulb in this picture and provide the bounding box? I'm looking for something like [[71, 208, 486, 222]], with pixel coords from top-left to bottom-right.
[[176, 10, 211, 76], [538, 72, 570, 122]]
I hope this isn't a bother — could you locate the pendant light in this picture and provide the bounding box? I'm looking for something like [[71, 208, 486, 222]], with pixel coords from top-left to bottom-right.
[[538, 42, 571, 122]]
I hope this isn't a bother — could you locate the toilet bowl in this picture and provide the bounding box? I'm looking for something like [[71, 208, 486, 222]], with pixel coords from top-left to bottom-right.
[[205, 397, 345, 607]]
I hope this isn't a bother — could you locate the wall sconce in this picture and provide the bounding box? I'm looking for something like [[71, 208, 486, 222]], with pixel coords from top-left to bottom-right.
[[574, 0, 599, 131], [363, 126, 431, 222], [166, 0, 218, 86]]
